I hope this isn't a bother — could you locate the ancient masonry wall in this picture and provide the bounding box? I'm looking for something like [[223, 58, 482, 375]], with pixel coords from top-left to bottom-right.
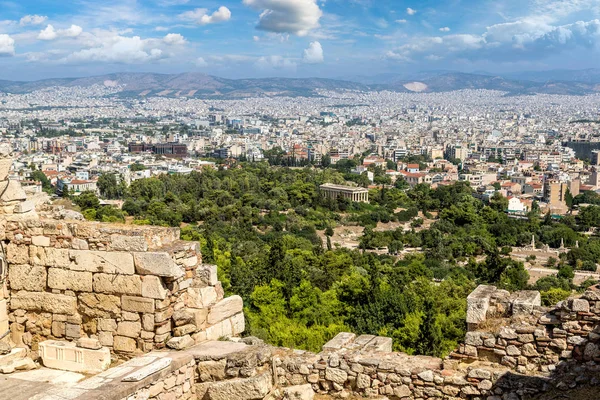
[[0, 218, 244, 357], [451, 284, 600, 373]]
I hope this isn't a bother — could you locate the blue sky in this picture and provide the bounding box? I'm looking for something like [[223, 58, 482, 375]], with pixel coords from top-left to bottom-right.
[[0, 0, 599, 80]]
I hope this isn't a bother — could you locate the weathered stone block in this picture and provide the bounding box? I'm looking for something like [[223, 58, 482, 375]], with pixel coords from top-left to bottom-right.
[[97, 318, 117, 332], [133, 252, 184, 278], [1, 180, 27, 202], [197, 264, 218, 286], [8, 264, 46, 291], [322, 332, 356, 351], [109, 235, 148, 252], [10, 291, 77, 315], [70, 250, 135, 275], [231, 313, 245, 335], [142, 314, 154, 331], [122, 296, 155, 314], [31, 236, 50, 247], [166, 335, 194, 350], [512, 290, 541, 315], [45, 248, 71, 267], [207, 372, 272, 400], [98, 331, 114, 347], [466, 285, 496, 325], [141, 276, 168, 300], [283, 384, 314, 400], [48, 268, 92, 292], [113, 335, 137, 352], [6, 244, 29, 264], [117, 321, 142, 338], [78, 293, 121, 318], [205, 319, 232, 341], [93, 273, 142, 296], [39, 340, 110, 374], [208, 296, 243, 325]]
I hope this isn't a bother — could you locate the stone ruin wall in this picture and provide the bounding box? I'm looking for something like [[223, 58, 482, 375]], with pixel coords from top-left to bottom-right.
[[115, 284, 600, 400], [0, 217, 244, 358]]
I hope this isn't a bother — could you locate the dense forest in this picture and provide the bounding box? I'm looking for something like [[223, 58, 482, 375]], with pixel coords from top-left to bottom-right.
[[61, 163, 600, 357]]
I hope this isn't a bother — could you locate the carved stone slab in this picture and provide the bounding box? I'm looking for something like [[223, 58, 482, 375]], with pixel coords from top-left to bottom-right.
[[121, 358, 172, 382]]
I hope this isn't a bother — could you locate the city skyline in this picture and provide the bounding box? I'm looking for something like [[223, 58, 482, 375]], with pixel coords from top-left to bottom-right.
[[0, 0, 599, 81]]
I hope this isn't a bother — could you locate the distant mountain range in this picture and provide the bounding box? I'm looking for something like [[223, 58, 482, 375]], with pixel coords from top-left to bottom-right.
[[1, 69, 600, 98]]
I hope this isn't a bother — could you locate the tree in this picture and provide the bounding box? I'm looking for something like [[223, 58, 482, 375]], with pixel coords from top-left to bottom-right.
[[73, 191, 100, 210], [321, 154, 331, 168], [416, 298, 443, 357], [565, 189, 574, 210]]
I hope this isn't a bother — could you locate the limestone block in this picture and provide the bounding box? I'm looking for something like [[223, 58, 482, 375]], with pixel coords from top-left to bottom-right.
[[98, 331, 114, 347], [173, 308, 207, 329], [207, 372, 272, 400], [122, 296, 155, 314], [117, 321, 142, 338], [466, 285, 497, 324], [325, 368, 348, 384], [197, 264, 218, 286], [10, 291, 77, 315], [113, 336, 137, 352], [93, 273, 142, 296], [52, 321, 65, 337], [512, 291, 541, 316], [322, 332, 356, 351], [133, 252, 184, 279], [231, 313, 245, 335], [71, 238, 89, 250], [283, 384, 314, 400], [183, 287, 217, 309], [1, 180, 27, 202], [66, 323, 81, 339], [31, 236, 50, 247], [570, 298, 590, 312], [48, 268, 92, 292], [142, 314, 154, 331], [70, 250, 135, 275], [8, 264, 47, 291], [39, 340, 111, 374], [76, 337, 102, 350], [97, 318, 117, 332], [141, 276, 168, 300], [205, 319, 232, 341], [174, 324, 197, 337], [14, 201, 34, 214], [363, 336, 393, 353], [29, 245, 47, 266], [78, 293, 121, 318], [0, 158, 13, 181], [166, 335, 194, 350], [109, 235, 148, 252], [207, 296, 243, 325], [6, 244, 28, 264], [45, 248, 71, 267]]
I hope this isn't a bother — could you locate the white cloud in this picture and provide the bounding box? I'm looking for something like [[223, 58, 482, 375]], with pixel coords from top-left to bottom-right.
[[253, 35, 260, 41], [196, 57, 208, 67], [38, 24, 83, 41], [38, 25, 57, 41], [155, 26, 169, 32], [63, 25, 83, 38], [303, 41, 324, 63], [439, 27, 450, 32], [20, 15, 47, 26], [395, 19, 407, 24], [386, 18, 600, 63], [163, 33, 186, 45], [0, 34, 15, 56], [406, 8, 417, 15], [63, 35, 166, 64], [243, 0, 323, 36], [179, 6, 231, 25], [255, 55, 297, 69]]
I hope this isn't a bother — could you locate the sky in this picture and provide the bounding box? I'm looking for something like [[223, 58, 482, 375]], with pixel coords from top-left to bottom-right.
[[0, 0, 599, 81]]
